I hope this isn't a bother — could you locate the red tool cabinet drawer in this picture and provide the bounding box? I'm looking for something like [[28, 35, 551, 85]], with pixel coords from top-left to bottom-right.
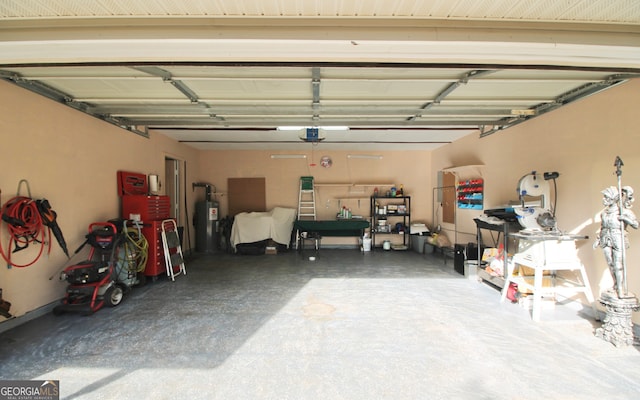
[[141, 220, 168, 277], [122, 195, 170, 222]]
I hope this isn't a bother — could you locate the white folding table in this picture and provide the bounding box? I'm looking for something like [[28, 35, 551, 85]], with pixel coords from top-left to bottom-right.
[[501, 232, 596, 322]]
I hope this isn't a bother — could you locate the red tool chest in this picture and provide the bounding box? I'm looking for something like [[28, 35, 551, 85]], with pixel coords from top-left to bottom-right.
[[121, 195, 172, 278], [122, 195, 170, 222], [140, 220, 168, 278]]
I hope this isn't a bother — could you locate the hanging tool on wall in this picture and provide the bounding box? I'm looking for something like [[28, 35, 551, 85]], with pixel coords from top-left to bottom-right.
[[0, 190, 48, 268], [36, 199, 70, 259], [0, 180, 68, 268]]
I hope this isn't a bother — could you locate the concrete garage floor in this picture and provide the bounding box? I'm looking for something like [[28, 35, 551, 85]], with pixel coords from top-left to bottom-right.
[[1, 248, 639, 399]]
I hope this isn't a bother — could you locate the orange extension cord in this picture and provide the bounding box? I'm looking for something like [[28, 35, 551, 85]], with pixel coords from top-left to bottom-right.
[[0, 196, 50, 268]]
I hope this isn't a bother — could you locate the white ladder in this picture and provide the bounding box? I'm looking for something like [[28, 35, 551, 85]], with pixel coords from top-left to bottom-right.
[[297, 176, 317, 220], [161, 219, 186, 281]]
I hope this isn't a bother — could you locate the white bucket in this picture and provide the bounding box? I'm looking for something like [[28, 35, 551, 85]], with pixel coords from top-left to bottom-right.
[[362, 238, 372, 252]]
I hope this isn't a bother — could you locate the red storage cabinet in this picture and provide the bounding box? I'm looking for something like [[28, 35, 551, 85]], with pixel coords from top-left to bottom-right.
[[141, 220, 168, 278], [121, 195, 172, 278], [122, 195, 170, 222]]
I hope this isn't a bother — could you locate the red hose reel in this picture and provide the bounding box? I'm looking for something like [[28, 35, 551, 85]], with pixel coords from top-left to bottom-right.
[[1, 180, 70, 268], [0, 195, 50, 268]]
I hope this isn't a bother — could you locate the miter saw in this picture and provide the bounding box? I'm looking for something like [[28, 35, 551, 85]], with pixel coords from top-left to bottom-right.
[[514, 171, 560, 233]]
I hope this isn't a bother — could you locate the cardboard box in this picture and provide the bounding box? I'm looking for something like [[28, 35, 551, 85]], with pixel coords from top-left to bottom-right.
[[265, 246, 277, 255], [265, 239, 278, 254]]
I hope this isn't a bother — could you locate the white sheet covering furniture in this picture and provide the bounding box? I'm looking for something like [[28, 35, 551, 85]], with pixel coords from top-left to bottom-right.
[[230, 207, 297, 250]]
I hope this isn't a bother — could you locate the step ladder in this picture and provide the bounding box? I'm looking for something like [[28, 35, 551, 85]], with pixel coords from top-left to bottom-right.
[[297, 176, 317, 220], [161, 219, 186, 281]]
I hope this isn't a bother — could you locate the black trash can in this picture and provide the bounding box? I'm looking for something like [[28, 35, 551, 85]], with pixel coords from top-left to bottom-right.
[[454, 244, 465, 275]]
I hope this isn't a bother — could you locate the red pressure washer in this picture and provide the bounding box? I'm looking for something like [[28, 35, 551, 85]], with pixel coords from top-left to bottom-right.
[[53, 222, 125, 316]]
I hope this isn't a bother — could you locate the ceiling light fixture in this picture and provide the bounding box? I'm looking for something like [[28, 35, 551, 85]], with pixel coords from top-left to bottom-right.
[[347, 154, 383, 160], [270, 154, 307, 159], [511, 109, 536, 116], [277, 126, 349, 131]]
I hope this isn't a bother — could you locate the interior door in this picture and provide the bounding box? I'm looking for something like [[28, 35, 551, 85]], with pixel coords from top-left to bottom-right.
[[164, 157, 181, 225], [442, 172, 456, 224]]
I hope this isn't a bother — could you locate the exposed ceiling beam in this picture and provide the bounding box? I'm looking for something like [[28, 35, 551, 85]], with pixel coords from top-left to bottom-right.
[[407, 69, 496, 121], [480, 76, 632, 137], [0, 68, 149, 137]]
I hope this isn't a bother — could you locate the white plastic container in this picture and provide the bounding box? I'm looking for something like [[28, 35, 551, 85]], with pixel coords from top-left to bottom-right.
[[362, 237, 372, 252]]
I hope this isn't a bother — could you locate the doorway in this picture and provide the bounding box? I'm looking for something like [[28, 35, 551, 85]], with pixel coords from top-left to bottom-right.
[[164, 157, 182, 226]]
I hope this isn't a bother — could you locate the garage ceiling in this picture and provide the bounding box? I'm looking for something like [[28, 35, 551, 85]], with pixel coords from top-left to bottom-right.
[[1, 0, 640, 151]]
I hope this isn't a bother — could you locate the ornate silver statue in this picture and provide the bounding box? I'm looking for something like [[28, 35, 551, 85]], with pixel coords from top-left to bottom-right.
[[593, 185, 638, 298], [594, 157, 639, 347]]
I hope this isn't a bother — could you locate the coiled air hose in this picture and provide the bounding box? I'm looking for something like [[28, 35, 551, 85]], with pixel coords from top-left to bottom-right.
[[114, 222, 148, 276], [125, 225, 149, 273], [0, 196, 49, 267]]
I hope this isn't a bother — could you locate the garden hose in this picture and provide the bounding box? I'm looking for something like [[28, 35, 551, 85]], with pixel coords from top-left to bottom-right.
[[0, 196, 49, 268], [109, 221, 149, 286], [122, 223, 148, 274]]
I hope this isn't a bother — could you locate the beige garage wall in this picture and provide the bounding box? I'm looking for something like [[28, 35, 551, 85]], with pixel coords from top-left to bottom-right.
[[0, 80, 199, 321], [431, 78, 640, 322], [196, 149, 433, 244]]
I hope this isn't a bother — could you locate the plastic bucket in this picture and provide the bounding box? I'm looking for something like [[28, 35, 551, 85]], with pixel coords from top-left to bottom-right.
[[362, 238, 372, 252]]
